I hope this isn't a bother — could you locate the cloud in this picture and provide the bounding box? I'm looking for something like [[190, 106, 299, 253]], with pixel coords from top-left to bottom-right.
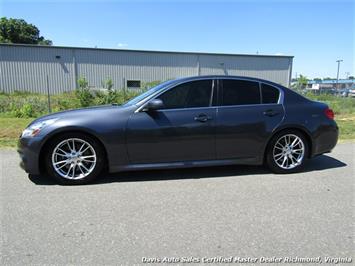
[[117, 43, 128, 48]]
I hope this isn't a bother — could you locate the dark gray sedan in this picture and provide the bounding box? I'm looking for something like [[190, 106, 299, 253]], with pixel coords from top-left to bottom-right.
[[18, 76, 338, 184]]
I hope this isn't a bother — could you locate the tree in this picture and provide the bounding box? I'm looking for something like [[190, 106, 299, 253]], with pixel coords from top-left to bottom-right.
[[0, 17, 52, 45], [348, 76, 354, 80], [298, 74, 308, 89]]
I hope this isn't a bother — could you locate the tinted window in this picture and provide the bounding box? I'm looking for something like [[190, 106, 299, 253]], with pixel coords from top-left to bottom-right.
[[157, 80, 212, 109], [261, 83, 280, 104], [222, 79, 260, 106]]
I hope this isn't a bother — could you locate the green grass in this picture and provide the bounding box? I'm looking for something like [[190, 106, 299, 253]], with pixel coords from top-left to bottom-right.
[[336, 115, 355, 141], [0, 116, 33, 148]]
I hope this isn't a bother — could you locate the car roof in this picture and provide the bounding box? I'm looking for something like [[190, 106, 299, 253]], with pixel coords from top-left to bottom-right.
[[169, 75, 285, 88]]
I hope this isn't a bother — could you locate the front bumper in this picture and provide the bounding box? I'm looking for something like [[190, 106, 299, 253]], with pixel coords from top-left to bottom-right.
[[17, 136, 43, 175]]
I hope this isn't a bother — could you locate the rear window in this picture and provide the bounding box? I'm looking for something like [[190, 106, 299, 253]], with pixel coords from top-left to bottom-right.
[[261, 83, 280, 104], [222, 79, 261, 106]]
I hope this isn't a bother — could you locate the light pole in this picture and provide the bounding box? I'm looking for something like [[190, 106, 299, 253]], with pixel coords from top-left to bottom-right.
[[336, 59, 343, 90]]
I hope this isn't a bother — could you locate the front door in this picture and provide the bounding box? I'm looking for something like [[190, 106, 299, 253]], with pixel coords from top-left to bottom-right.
[[126, 79, 216, 164]]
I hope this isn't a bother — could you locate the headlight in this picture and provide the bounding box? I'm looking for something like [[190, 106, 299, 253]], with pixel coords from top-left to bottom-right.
[[21, 119, 58, 137]]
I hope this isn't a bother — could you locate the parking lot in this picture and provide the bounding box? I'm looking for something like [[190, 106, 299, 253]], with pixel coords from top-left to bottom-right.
[[1, 143, 354, 265]]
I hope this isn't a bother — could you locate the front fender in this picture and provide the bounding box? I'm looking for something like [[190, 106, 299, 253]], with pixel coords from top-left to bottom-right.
[[37, 114, 130, 173]]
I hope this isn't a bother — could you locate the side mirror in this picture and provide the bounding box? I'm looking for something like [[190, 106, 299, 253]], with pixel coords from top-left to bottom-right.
[[144, 99, 164, 111]]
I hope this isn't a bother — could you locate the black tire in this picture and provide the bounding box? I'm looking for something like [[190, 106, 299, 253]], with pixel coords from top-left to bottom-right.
[[266, 129, 308, 174], [44, 132, 105, 185]]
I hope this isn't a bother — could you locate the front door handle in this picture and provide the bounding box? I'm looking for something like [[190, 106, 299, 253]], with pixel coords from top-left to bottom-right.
[[194, 114, 212, 122], [263, 109, 279, 117]]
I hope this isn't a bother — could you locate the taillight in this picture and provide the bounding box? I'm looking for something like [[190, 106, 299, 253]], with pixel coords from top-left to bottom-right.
[[324, 107, 334, 120]]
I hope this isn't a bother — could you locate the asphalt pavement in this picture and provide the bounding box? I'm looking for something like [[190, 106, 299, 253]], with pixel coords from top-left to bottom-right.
[[0, 143, 354, 265]]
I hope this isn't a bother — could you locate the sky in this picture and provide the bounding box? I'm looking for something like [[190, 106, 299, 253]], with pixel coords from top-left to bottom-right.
[[0, 0, 354, 79]]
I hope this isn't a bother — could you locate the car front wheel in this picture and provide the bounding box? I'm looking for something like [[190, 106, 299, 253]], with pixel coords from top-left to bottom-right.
[[45, 133, 105, 185], [266, 130, 308, 174]]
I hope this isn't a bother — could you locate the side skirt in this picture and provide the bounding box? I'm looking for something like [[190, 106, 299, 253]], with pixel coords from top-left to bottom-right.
[[109, 157, 261, 173]]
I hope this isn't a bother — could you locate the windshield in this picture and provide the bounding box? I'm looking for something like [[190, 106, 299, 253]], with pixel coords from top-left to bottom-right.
[[123, 80, 176, 106]]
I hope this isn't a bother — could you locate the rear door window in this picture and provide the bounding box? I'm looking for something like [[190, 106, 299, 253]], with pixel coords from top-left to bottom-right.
[[221, 79, 261, 106]]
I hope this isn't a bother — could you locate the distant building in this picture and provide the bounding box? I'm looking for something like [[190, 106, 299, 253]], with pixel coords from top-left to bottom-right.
[[307, 79, 354, 90], [0, 43, 293, 94]]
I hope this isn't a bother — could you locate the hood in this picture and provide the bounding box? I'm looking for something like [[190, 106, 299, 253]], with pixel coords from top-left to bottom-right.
[[30, 104, 125, 125]]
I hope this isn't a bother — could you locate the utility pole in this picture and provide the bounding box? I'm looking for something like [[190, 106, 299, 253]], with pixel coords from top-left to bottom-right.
[[336, 59, 343, 90], [295, 72, 298, 90], [46, 75, 51, 113]]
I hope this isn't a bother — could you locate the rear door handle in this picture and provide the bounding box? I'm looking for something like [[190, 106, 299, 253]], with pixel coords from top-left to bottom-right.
[[194, 114, 212, 122], [263, 109, 279, 117]]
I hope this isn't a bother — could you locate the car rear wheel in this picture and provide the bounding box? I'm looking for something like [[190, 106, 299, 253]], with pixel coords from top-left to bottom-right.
[[45, 133, 105, 185], [266, 130, 308, 174]]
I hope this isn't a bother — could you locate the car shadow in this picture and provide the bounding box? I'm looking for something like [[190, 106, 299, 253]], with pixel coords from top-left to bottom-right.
[[302, 153, 347, 172], [28, 154, 347, 185]]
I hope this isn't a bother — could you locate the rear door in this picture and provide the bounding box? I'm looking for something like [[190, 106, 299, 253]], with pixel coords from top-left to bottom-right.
[[216, 79, 284, 160]]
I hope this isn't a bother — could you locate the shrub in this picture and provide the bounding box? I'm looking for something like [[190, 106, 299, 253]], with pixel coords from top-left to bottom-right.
[[75, 76, 94, 107], [104, 78, 113, 90], [103, 78, 117, 104], [55, 97, 78, 111], [141, 80, 161, 89], [12, 103, 35, 118], [93, 78, 117, 105], [75, 88, 94, 107], [0, 87, 146, 118], [77, 76, 89, 89], [12, 90, 39, 96]]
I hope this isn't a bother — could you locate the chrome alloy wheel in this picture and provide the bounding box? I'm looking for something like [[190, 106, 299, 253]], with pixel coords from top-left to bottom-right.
[[51, 138, 97, 179], [273, 134, 305, 170]]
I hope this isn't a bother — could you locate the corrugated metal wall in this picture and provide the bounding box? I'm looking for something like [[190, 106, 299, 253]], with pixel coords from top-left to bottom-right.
[[199, 54, 292, 84], [0, 44, 293, 94], [0, 45, 75, 93]]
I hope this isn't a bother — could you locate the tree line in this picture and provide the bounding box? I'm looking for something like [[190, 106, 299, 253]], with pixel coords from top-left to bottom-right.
[[0, 17, 52, 45]]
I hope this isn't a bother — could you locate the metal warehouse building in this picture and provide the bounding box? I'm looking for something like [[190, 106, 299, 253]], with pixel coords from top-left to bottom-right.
[[0, 44, 293, 94]]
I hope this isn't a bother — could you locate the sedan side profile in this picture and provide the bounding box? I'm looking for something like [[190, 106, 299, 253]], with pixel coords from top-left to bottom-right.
[[18, 76, 338, 184]]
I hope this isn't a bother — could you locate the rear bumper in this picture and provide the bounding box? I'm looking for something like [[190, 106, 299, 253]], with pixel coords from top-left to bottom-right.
[[311, 120, 339, 157], [17, 137, 42, 175]]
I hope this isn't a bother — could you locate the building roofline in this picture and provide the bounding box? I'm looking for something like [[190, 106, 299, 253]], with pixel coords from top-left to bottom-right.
[[308, 79, 354, 84], [0, 43, 294, 58]]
